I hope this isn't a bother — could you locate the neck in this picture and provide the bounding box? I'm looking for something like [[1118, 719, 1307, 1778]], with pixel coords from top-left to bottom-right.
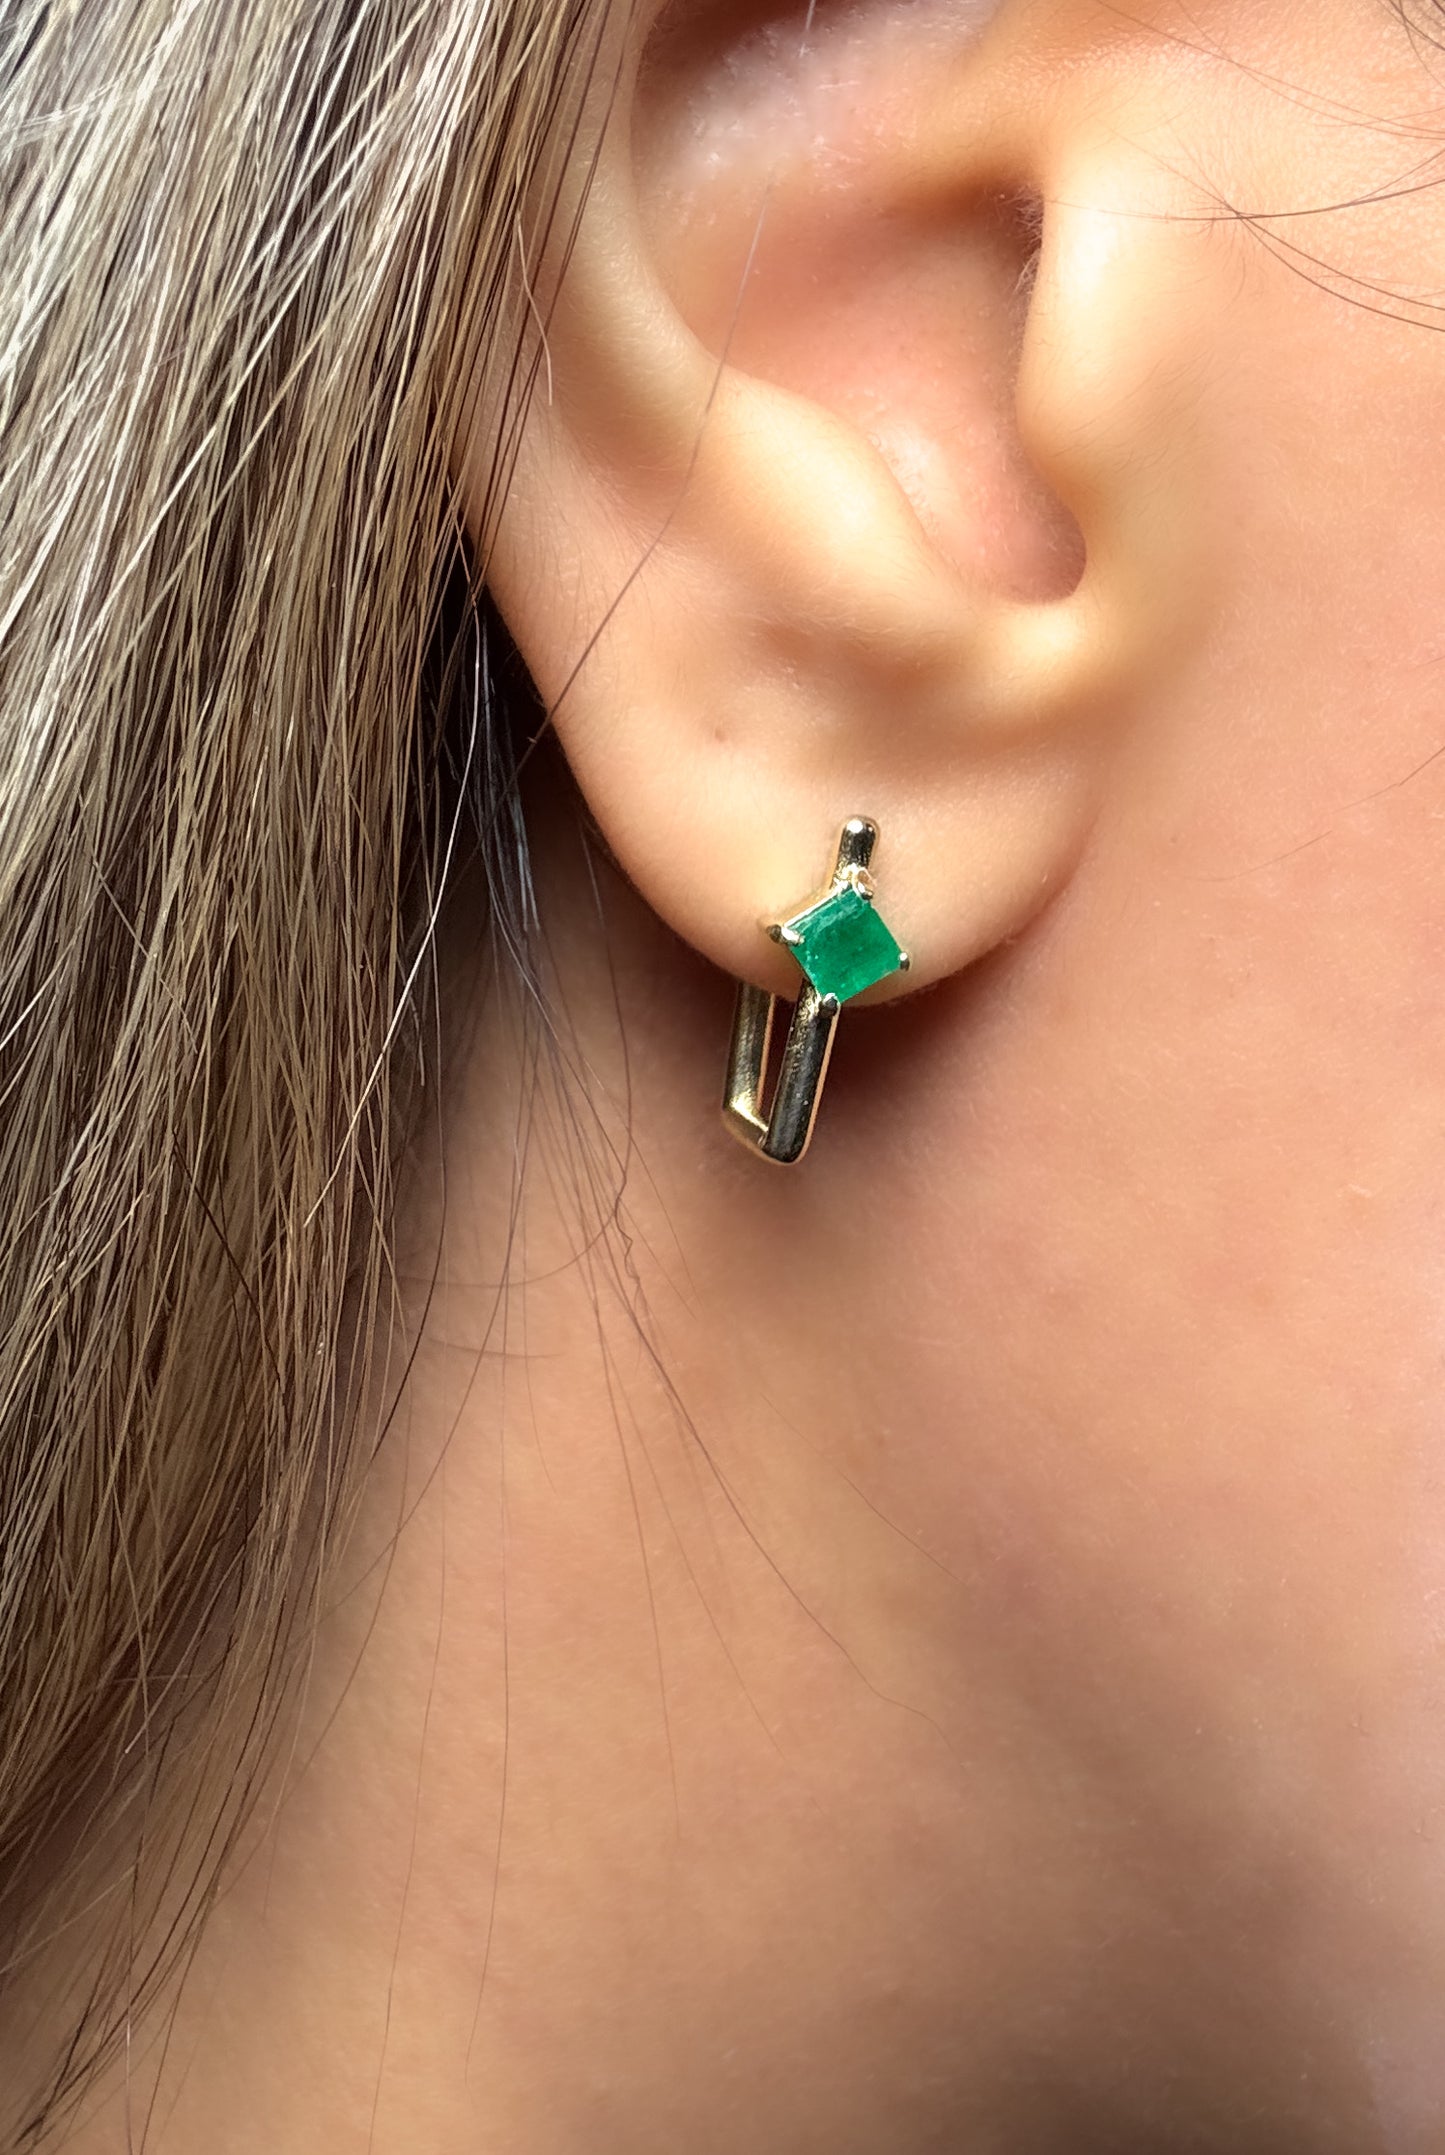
[[42, 789, 1445, 2154]]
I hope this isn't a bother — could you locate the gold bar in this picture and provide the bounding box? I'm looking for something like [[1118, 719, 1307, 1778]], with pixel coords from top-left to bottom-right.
[[722, 982, 841, 1166], [723, 980, 773, 1143]]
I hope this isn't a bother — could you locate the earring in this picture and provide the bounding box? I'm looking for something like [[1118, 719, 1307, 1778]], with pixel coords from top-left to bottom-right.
[[722, 817, 911, 1165]]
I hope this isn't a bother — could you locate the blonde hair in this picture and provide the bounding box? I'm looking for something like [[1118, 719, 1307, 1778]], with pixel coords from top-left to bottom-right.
[[0, 0, 603, 2134]]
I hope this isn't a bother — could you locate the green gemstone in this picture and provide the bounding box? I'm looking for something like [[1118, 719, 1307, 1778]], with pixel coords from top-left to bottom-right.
[[780, 885, 905, 1005]]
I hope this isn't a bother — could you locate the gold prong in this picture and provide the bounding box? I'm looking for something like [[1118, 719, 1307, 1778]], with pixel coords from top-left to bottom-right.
[[836, 865, 877, 903]]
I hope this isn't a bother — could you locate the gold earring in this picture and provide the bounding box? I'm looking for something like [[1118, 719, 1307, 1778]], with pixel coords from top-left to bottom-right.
[[722, 817, 911, 1165]]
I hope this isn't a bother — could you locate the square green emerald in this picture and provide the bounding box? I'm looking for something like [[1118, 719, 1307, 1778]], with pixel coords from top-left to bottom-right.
[[781, 885, 905, 1005]]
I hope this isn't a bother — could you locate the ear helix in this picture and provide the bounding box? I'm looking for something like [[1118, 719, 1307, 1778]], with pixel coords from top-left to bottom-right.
[[723, 816, 910, 1165]]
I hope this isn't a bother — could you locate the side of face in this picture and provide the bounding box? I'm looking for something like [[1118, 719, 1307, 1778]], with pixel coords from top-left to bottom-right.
[[450, 2, 1445, 2144]]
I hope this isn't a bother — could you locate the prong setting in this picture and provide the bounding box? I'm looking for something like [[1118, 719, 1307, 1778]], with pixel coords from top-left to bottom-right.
[[723, 817, 914, 1165]]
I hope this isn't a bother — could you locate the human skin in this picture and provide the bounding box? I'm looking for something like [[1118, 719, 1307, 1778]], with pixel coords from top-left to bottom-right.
[[51, 0, 1445, 2149]]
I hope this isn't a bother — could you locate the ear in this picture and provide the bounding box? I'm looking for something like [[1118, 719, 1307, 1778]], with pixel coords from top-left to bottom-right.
[[461, 0, 1213, 1004]]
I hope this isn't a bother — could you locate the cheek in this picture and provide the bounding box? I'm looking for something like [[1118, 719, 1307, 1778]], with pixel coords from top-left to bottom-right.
[[892, 812, 1445, 1788]]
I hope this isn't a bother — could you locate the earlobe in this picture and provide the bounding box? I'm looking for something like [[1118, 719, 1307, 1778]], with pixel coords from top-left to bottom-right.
[[464, 0, 1212, 1011]]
